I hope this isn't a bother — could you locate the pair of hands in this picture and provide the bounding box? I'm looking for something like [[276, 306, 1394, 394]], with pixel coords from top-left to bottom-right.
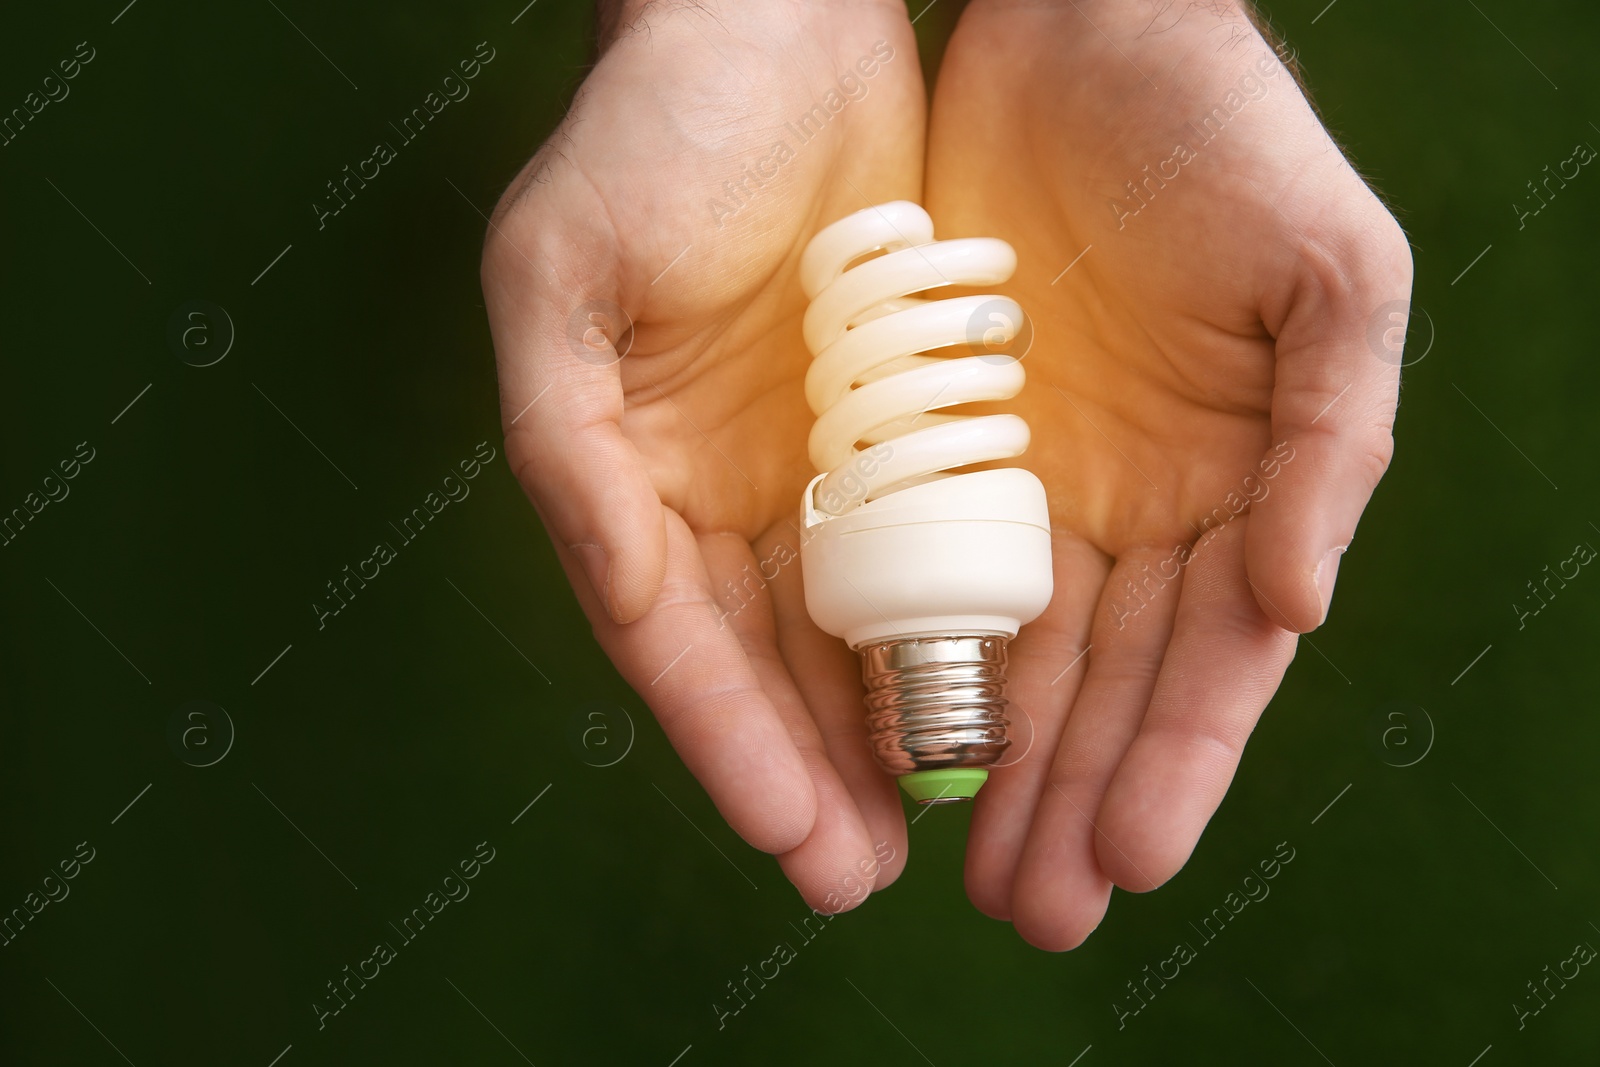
[[480, 0, 1410, 950]]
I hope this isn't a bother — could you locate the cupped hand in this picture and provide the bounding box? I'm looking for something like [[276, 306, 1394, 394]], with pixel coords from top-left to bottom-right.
[[924, 0, 1412, 948], [480, 0, 926, 909]]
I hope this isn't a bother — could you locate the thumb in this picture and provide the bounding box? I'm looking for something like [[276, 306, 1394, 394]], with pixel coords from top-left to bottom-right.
[[481, 207, 666, 624], [511, 376, 667, 625], [1245, 204, 1412, 633]]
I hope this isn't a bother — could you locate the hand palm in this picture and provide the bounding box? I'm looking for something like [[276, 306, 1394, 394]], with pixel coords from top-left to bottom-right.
[[546, 6, 923, 539], [931, 8, 1308, 549]]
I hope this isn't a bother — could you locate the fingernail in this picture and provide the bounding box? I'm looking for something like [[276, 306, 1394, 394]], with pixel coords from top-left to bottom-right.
[[1315, 545, 1347, 625], [570, 542, 614, 619]]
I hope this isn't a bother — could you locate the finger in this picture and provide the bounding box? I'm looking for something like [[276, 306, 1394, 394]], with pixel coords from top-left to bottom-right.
[[562, 507, 816, 854], [962, 533, 1107, 921], [1096, 518, 1297, 890], [1246, 199, 1413, 632], [483, 192, 667, 625], [760, 518, 909, 895], [1009, 545, 1184, 951], [700, 530, 882, 912]]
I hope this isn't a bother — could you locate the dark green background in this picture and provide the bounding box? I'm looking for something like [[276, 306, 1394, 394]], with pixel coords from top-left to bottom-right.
[[2, 1, 1594, 1063]]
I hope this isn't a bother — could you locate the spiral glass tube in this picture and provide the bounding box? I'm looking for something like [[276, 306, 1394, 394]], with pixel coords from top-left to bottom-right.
[[797, 201, 1053, 804]]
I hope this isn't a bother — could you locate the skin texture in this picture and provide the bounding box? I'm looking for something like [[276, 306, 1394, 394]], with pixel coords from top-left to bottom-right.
[[481, 0, 1412, 942]]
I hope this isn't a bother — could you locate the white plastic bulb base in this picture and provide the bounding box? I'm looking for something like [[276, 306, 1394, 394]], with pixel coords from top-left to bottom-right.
[[800, 466, 1053, 802]]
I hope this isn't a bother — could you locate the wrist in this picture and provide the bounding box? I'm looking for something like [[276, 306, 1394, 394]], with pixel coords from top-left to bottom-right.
[[595, 0, 686, 48], [597, 0, 894, 49]]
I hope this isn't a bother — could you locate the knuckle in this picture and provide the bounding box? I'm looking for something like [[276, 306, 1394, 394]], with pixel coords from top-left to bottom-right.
[[1355, 427, 1395, 488]]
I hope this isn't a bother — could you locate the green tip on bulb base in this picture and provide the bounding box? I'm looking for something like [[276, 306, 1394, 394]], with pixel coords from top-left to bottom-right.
[[898, 768, 990, 805]]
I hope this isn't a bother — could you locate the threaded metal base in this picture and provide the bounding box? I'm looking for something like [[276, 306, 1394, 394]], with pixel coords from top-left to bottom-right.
[[859, 635, 1011, 777]]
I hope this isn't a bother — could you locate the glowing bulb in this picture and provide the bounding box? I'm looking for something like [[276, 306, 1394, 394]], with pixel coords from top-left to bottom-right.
[[797, 201, 1053, 805]]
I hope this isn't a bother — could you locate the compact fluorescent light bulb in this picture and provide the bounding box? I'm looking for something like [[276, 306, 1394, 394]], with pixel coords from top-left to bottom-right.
[[797, 201, 1053, 805]]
